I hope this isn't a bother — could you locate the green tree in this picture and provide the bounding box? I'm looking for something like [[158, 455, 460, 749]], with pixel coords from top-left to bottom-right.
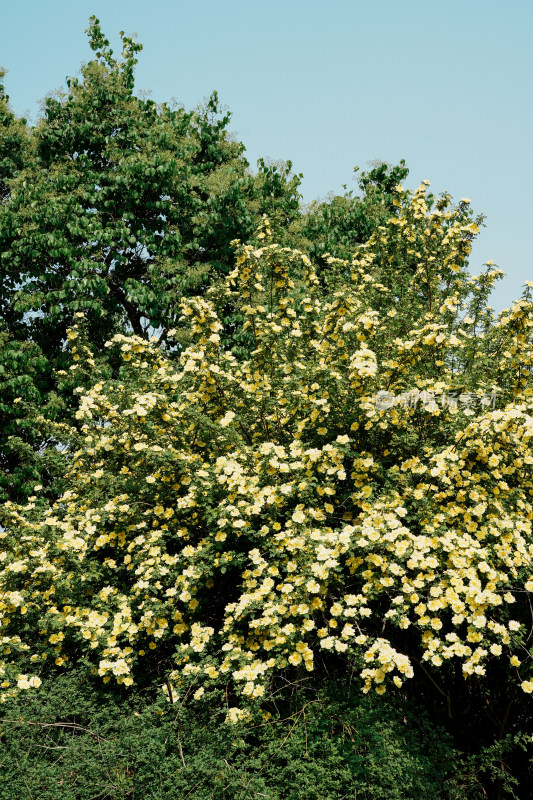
[[2, 21, 245, 346], [289, 160, 409, 265], [0, 18, 302, 502], [0, 68, 27, 204]]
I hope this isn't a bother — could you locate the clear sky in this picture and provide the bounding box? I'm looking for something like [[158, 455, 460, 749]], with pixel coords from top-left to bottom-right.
[[1, 0, 531, 310]]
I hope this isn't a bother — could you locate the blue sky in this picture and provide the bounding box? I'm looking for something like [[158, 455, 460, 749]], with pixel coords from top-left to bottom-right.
[[1, 0, 531, 310]]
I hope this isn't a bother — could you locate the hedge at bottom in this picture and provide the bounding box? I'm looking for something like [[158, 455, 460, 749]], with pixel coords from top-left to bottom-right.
[[0, 668, 525, 799]]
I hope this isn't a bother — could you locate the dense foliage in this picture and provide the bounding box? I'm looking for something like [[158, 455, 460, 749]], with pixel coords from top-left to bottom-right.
[[3, 668, 522, 800], [1, 16, 533, 799], [0, 18, 302, 504]]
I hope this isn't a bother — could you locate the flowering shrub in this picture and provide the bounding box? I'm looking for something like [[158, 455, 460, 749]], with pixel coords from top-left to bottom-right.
[[1, 184, 532, 720]]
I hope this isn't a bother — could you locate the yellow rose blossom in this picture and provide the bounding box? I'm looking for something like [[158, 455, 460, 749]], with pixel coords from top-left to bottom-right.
[[1, 198, 532, 718]]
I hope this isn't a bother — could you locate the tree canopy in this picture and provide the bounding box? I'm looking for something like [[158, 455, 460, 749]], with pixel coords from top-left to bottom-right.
[[0, 17, 303, 504]]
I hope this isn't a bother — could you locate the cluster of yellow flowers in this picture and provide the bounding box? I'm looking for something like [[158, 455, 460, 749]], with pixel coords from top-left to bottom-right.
[[1, 187, 532, 720]]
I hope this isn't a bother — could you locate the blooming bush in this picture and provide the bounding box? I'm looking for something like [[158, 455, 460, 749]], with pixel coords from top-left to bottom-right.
[[1, 184, 532, 720]]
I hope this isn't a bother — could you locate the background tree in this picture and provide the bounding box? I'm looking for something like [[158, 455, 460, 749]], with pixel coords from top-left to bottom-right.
[[1, 19, 301, 348], [0, 18, 302, 503], [0, 68, 27, 204], [289, 160, 409, 264]]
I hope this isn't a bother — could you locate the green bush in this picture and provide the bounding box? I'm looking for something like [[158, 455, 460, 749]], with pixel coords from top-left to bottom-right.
[[1, 668, 525, 799]]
